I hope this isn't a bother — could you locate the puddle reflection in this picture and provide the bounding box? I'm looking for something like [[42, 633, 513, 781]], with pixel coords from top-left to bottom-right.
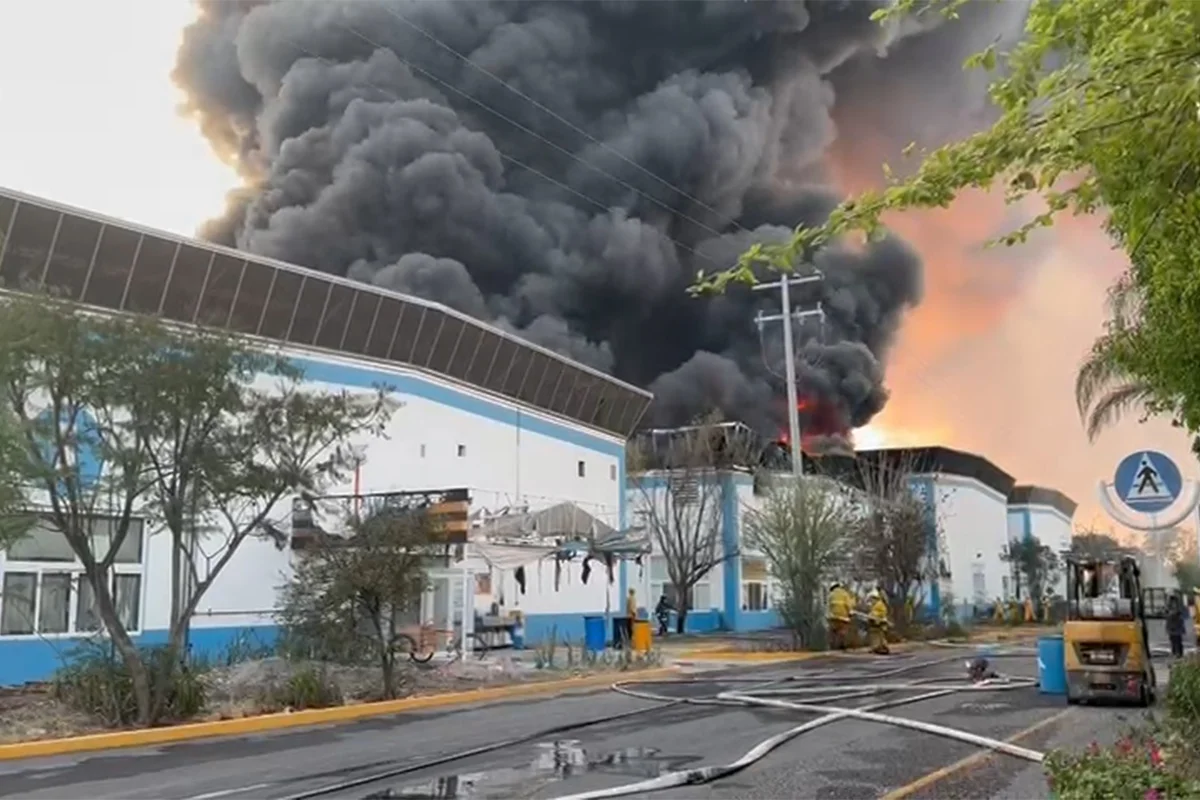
[[364, 740, 679, 799]]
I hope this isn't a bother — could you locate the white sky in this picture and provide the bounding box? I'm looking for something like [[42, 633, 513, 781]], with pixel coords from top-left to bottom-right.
[[0, 0, 237, 237]]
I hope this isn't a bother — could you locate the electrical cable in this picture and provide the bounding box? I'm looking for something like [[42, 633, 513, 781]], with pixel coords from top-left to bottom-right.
[[282, 30, 730, 275], [377, 4, 757, 240]]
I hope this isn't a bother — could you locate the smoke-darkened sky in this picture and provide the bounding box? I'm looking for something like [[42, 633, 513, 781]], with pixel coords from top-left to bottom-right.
[[173, 0, 1037, 439]]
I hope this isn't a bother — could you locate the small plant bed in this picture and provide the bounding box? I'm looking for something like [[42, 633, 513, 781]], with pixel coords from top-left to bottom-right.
[[0, 639, 664, 746], [1044, 655, 1200, 798]]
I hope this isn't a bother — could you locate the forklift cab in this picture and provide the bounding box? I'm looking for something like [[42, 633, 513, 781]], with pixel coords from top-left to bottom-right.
[[1063, 556, 1156, 705]]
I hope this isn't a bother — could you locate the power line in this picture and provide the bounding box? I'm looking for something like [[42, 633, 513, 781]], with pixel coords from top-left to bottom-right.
[[283, 31, 731, 272], [338, 16, 734, 245], [380, 4, 757, 240], [753, 271, 826, 476]]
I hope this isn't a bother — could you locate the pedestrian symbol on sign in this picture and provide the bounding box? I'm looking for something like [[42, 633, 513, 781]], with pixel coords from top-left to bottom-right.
[[1128, 454, 1170, 501], [1114, 450, 1183, 514]]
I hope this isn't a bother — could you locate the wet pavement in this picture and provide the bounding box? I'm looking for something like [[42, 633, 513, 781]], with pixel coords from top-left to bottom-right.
[[0, 643, 1166, 800]]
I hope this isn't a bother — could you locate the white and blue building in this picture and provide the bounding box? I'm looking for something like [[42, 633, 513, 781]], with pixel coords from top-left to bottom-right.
[[628, 447, 1080, 630], [0, 189, 1083, 686], [0, 187, 650, 685]]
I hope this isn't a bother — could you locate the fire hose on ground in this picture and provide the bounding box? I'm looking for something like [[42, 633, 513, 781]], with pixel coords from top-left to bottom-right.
[[284, 644, 1057, 800], [550, 646, 1047, 800]]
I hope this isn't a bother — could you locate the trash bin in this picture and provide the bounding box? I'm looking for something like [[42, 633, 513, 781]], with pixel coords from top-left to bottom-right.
[[1037, 635, 1067, 695], [583, 615, 606, 653], [613, 615, 633, 648], [632, 619, 652, 654]]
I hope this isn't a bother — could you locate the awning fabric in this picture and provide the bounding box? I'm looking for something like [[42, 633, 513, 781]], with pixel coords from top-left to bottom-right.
[[473, 542, 556, 570]]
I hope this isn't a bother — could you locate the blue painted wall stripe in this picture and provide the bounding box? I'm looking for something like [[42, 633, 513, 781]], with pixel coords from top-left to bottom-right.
[[720, 474, 740, 632], [292, 355, 624, 458]]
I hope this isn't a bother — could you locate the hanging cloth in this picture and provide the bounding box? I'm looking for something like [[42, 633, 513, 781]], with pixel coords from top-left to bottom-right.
[[581, 556, 593, 585], [514, 566, 527, 594]]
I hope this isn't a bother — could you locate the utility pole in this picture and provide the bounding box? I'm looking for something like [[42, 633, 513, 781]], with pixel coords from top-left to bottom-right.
[[754, 271, 825, 477]]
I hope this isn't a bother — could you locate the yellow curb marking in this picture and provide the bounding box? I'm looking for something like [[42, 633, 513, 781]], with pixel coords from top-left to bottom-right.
[[880, 706, 1074, 800], [676, 650, 823, 663], [0, 666, 681, 762]]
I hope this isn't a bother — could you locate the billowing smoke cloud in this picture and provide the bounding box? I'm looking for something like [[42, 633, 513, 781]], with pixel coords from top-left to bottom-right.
[[173, 0, 1007, 437]]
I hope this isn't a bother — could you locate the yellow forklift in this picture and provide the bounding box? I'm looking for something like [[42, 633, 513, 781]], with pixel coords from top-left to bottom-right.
[[1063, 555, 1157, 706]]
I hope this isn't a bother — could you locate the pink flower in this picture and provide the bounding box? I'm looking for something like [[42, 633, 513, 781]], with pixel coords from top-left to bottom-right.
[[1149, 743, 1164, 767], [1143, 789, 1160, 800]]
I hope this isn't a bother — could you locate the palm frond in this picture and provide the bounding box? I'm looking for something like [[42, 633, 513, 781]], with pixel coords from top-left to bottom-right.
[[1075, 338, 1129, 418], [1084, 381, 1155, 442]]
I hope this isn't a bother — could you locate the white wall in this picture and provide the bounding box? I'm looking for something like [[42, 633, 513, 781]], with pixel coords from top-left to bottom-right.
[[934, 475, 1011, 609], [626, 470, 731, 617], [1006, 504, 1073, 597]]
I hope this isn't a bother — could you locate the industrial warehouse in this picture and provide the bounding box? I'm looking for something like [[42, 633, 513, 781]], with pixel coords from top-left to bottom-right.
[[0, 187, 1077, 686]]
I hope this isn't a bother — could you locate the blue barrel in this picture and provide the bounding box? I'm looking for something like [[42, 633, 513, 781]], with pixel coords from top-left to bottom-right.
[[583, 615, 606, 653], [1037, 635, 1067, 695]]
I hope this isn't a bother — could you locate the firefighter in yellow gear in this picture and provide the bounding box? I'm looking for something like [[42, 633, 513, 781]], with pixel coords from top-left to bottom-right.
[[867, 590, 891, 655], [827, 582, 853, 650], [1023, 596, 1035, 624]]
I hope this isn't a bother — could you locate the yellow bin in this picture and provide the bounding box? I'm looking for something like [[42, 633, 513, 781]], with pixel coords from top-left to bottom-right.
[[631, 619, 653, 653]]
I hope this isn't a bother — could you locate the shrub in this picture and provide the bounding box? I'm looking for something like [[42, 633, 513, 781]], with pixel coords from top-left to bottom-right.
[[257, 665, 342, 712], [1045, 734, 1200, 799], [53, 640, 206, 727], [1165, 655, 1200, 725]]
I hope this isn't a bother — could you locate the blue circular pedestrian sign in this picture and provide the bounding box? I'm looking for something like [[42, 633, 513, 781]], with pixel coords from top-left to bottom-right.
[[1114, 450, 1183, 514]]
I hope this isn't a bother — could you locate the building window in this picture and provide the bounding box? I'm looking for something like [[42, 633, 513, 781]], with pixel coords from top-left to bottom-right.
[[610, 464, 617, 481], [456, 444, 466, 457], [742, 557, 770, 611], [649, 556, 712, 611], [577, 460, 586, 478], [419, 444, 426, 458], [1, 515, 145, 638], [743, 582, 769, 611]]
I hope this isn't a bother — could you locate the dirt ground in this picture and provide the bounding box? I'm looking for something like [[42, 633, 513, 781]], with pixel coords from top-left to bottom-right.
[[0, 655, 658, 745]]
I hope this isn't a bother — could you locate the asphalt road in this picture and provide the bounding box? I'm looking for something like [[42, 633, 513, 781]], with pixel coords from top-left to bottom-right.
[[0, 641, 1158, 800]]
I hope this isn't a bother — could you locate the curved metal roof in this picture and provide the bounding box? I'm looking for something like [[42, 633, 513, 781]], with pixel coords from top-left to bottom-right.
[[0, 187, 651, 439]]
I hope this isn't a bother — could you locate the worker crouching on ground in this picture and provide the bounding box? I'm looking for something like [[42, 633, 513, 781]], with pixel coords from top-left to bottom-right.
[[827, 582, 853, 650], [867, 590, 891, 655]]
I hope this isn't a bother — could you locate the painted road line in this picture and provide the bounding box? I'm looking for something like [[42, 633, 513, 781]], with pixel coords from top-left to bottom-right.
[[182, 783, 272, 800], [0, 666, 680, 762], [880, 707, 1074, 800]]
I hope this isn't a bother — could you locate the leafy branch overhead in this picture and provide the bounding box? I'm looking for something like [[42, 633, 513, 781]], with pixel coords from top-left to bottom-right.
[[699, 0, 1200, 432]]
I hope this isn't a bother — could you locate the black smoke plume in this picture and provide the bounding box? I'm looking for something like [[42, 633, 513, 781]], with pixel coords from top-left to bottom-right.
[[173, 0, 1015, 438]]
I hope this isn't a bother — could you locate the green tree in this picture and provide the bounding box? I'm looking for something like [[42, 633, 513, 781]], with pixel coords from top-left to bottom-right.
[[1069, 528, 1137, 561], [0, 293, 394, 725], [277, 508, 435, 698], [742, 474, 851, 649], [1002, 536, 1061, 614], [698, 0, 1200, 433]]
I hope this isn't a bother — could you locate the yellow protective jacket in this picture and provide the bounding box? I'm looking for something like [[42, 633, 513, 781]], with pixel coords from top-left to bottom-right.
[[1192, 598, 1200, 626], [869, 598, 890, 627], [828, 587, 853, 623]]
